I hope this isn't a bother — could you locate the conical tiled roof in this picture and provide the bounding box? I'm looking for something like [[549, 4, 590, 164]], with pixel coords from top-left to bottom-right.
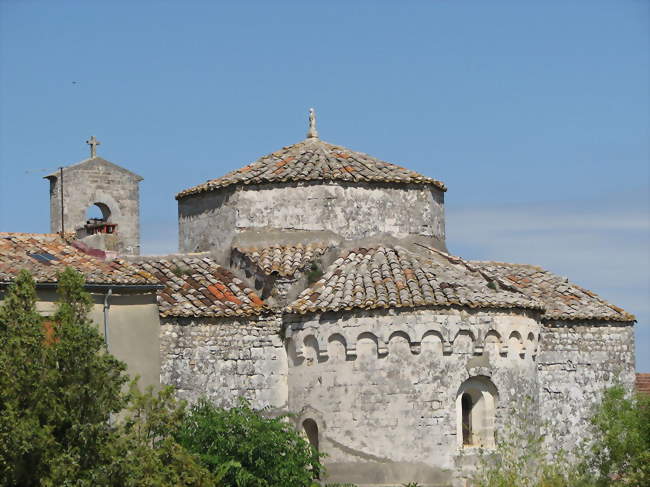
[[286, 246, 542, 315], [176, 137, 446, 199]]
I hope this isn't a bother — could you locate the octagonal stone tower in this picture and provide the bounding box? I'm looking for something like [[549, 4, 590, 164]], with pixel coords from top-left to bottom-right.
[[177, 110, 447, 253]]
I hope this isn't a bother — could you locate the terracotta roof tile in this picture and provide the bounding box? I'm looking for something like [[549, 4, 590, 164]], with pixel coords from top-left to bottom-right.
[[131, 256, 267, 318], [176, 138, 445, 199], [636, 373, 650, 395], [286, 246, 542, 315], [462, 258, 636, 322], [0, 233, 157, 286], [234, 243, 329, 278]]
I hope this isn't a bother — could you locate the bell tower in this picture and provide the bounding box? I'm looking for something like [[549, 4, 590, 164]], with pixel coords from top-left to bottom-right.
[[45, 137, 142, 255]]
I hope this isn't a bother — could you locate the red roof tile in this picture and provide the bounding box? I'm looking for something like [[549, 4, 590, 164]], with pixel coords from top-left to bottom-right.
[[463, 259, 636, 322], [131, 256, 267, 318], [286, 246, 543, 315], [233, 243, 329, 278], [636, 373, 650, 395], [176, 138, 446, 199], [0, 233, 157, 286]]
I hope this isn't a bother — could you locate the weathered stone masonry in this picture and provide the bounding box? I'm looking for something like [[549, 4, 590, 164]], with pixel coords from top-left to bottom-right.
[[160, 315, 288, 411], [46, 156, 142, 255], [141, 113, 637, 486], [285, 307, 541, 486], [537, 321, 636, 452], [178, 182, 445, 254]]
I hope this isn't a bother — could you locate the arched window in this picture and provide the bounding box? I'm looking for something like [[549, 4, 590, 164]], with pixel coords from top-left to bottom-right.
[[461, 393, 473, 445], [86, 202, 111, 222], [456, 376, 498, 448], [302, 419, 320, 478], [303, 418, 319, 451]]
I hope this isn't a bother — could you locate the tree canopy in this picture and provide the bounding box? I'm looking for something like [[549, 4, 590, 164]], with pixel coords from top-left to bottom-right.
[[0, 268, 322, 487]]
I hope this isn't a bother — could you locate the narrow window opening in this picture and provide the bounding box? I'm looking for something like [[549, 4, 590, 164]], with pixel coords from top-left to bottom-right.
[[303, 418, 319, 451], [457, 376, 498, 449], [302, 418, 320, 479], [461, 393, 473, 445]]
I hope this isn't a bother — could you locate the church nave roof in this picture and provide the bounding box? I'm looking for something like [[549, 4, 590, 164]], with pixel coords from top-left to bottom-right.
[[286, 245, 542, 315], [131, 256, 267, 318]]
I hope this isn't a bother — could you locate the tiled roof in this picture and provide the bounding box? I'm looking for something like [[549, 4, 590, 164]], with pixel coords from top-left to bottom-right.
[[0, 233, 157, 286], [286, 246, 543, 315], [234, 243, 329, 278], [131, 256, 266, 318], [463, 259, 635, 322], [636, 374, 650, 395], [176, 138, 445, 199]]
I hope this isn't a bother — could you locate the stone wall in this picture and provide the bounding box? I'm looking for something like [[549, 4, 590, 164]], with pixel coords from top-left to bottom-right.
[[159, 315, 287, 411], [285, 307, 541, 487], [537, 321, 636, 452], [46, 158, 141, 255], [178, 182, 445, 253]]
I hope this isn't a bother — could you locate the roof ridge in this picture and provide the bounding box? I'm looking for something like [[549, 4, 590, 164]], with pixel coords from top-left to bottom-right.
[[176, 137, 446, 199]]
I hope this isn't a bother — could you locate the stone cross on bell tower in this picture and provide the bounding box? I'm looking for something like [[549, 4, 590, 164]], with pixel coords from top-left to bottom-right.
[[86, 135, 101, 158], [44, 136, 143, 255]]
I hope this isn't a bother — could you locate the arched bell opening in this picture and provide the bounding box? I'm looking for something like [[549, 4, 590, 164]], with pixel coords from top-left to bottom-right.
[[86, 202, 111, 222], [83, 202, 117, 236]]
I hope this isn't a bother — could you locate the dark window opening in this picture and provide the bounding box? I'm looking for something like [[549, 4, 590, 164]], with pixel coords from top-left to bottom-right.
[[462, 393, 473, 446], [302, 419, 320, 479], [84, 203, 116, 235]]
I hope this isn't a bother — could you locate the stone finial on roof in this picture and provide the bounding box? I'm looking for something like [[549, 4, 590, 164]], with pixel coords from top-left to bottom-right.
[[86, 135, 101, 158], [306, 108, 319, 139]]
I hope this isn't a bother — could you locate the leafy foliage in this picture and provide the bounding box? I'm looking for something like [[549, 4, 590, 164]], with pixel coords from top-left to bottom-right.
[[0, 268, 212, 486], [176, 398, 323, 487], [471, 396, 594, 487], [306, 262, 323, 284], [472, 387, 650, 487], [0, 268, 325, 487], [0, 270, 52, 485], [587, 385, 650, 486], [98, 383, 215, 487], [0, 267, 127, 485]]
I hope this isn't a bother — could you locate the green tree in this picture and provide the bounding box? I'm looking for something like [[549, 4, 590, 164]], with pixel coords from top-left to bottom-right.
[[588, 385, 650, 486], [98, 383, 216, 487], [176, 399, 323, 487], [43, 267, 130, 484], [0, 270, 54, 484], [0, 268, 213, 487]]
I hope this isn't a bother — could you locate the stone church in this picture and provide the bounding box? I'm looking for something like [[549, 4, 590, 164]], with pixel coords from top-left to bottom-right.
[[0, 111, 637, 486]]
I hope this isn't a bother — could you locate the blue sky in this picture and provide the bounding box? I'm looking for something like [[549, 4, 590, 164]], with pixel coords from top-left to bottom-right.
[[1, 1, 648, 370]]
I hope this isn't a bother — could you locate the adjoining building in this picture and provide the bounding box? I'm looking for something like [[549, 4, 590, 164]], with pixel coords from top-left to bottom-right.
[[0, 233, 161, 389], [0, 111, 636, 486]]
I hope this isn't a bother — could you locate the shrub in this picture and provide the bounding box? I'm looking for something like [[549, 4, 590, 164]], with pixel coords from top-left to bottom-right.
[[0, 268, 212, 487], [176, 398, 323, 487], [470, 396, 594, 487], [587, 385, 650, 485]]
